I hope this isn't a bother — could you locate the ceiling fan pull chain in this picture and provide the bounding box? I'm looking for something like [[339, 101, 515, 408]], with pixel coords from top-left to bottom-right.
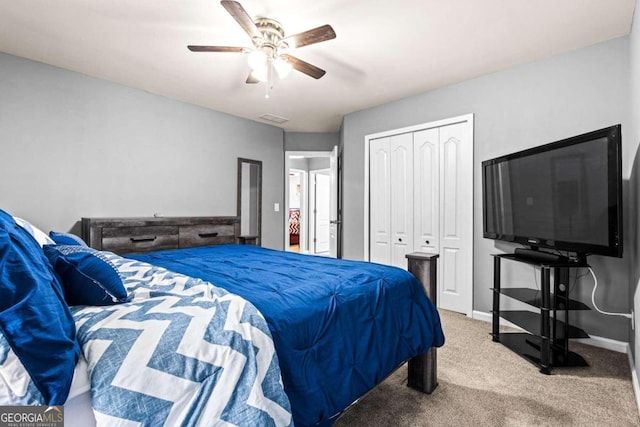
[[265, 59, 273, 99]]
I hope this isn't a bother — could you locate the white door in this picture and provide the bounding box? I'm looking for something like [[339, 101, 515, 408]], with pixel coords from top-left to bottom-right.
[[365, 114, 474, 316], [438, 122, 473, 314], [413, 128, 440, 255], [390, 133, 414, 269], [329, 146, 339, 258], [369, 137, 391, 264], [313, 172, 331, 254]]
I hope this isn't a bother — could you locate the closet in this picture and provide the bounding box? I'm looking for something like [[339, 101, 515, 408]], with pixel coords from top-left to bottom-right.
[[365, 114, 473, 315]]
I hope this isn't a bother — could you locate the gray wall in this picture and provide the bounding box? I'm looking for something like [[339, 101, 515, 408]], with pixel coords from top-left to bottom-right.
[[308, 157, 330, 170], [0, 53, 285, 249], [284, 132, 338, 151], [342, 37, 631, 341], [629, 1, 640, 375], [289, 157, 331, 171]]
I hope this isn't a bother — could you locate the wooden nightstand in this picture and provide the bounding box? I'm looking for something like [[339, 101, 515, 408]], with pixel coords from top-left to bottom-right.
[[238, 235, 259, 246]]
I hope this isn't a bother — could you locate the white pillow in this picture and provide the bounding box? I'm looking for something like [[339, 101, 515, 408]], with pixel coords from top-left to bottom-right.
[[0, 332, 44, 404], [13, 217, 55, 247]]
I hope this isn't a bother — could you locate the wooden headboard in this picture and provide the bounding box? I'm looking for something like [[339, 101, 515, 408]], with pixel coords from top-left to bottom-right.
[[81, 216, 241, 255]]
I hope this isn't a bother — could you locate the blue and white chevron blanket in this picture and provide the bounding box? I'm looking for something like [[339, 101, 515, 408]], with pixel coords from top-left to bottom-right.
[[72, 255, 293, 427]]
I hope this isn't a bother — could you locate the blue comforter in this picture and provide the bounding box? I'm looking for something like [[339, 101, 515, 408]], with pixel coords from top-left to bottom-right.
[[130, 245, 445, 427]]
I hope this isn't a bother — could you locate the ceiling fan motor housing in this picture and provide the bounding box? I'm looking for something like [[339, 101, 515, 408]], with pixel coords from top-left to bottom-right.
[[253, 18, 288, 56]]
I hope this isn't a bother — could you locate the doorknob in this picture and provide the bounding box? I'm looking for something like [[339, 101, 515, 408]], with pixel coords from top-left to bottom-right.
[[330, 220, 341, 224], [425, 240, 430, 244], [398, 238, 403, 242]]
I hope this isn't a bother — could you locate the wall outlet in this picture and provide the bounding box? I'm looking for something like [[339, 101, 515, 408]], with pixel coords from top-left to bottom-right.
[[274, 203, 280, 212]]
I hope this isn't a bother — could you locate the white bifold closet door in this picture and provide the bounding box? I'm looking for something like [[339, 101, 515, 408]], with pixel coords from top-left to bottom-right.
[[413, 128, 440, 255], [390, 133, 414, 268], [368, 119, 472, 315], [369, 137, 391, 265], [370, 133, 413, 269], [437, 123, 472, 314]]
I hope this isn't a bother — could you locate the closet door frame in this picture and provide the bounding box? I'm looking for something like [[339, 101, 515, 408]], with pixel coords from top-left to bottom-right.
[[364, 113, 474, 316]]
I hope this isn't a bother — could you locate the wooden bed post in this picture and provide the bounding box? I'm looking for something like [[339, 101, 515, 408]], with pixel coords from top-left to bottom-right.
[[406, 252, 439, 394]]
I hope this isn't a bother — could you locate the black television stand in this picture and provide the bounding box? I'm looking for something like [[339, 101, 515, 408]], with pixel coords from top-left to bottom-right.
[[513, 247, 568, 263], [491, 253, 590, 374]]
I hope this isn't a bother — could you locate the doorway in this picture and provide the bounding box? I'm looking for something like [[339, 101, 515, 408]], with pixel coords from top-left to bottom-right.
[[284, 149, 338, 257]]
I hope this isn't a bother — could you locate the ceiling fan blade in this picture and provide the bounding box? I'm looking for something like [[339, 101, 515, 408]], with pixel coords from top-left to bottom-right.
[[246, 73, 259, 84], [187, 45, 246, 53], [220, 1, 262, 41], [284, 25, 336, 49], [280, 54, 326, 79]]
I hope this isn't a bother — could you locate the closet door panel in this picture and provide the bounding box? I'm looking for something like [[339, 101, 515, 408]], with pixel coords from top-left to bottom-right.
[[369, 137, 391, 264], [439, 122, 473, 314], [390, 133, 414, 269], [413, 128, 440, 254]]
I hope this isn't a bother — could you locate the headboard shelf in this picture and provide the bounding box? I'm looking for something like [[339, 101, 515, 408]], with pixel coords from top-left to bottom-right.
[[82, 216, 241, 254]]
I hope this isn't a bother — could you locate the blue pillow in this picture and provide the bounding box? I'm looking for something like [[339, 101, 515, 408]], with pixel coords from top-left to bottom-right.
[[49, 231, 88, 247], [43, 245, 130, 306], [0, 209, 80, 405]]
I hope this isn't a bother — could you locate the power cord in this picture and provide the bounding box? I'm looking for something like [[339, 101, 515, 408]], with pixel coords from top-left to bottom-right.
[[588, 267, 633, 328]]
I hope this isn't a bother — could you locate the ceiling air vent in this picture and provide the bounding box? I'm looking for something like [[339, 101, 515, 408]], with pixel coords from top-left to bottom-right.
[[259, 113, 289, 124]]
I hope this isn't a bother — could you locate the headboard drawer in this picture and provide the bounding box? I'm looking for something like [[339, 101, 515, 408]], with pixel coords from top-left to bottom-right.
[[179, 224, 236, 248], [82, 216, 240, 254], [102, 226, 179, 254]]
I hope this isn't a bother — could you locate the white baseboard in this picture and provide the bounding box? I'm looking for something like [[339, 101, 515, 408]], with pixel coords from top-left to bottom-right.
[[471, 310, 628, 353], [470, 310, 491, 323], [627, 349, 640, 417], [573, 336, 629, 354], [472, 310, 523, 330]]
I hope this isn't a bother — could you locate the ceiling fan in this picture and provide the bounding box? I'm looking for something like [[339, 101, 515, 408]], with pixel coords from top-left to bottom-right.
[[188, 1, 336, 95]]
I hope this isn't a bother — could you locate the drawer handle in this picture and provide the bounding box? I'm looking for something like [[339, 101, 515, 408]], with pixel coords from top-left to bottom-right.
[[198, 232, 218, 238], [130, 236, 157, 243]]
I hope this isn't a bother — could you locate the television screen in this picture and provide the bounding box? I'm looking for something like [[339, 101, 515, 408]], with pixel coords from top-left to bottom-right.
[[482, 125, 622, 258]]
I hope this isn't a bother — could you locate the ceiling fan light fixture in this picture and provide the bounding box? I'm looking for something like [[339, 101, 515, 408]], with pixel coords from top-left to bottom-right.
[[274, 56, 292, 78], [247, 49, 267, 71], [250, 65, 269, 82], [251, 67, 268, 82]]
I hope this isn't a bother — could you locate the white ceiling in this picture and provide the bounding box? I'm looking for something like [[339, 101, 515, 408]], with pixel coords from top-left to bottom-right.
[[0, 0, 635, 132]]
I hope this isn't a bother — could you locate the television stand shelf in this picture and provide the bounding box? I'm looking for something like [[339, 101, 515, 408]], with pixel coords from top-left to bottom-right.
[[491, 253, 590, 374]]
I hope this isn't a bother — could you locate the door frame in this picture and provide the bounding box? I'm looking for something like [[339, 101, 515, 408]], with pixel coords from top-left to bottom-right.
[[309, 168, 331, 254], [363, 113, 474, 316]]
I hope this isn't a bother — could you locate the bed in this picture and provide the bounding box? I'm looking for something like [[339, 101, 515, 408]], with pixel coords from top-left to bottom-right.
[[128, 244, 443, 426], [1, 214, 444, 427]]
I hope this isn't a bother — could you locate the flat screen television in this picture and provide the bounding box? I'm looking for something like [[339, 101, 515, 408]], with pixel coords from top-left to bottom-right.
[[482, 124, 622, 260]]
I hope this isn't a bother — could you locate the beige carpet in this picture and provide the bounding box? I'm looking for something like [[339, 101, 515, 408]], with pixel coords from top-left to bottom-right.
[[334, 310, 639, 426]]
